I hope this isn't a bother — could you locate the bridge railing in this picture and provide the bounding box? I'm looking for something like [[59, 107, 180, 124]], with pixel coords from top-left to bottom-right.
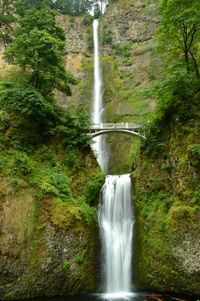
[[89, 122, 142, 130]]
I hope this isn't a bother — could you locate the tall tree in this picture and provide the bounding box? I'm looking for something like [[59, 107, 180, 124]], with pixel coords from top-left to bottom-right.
[[5, 8, 76, 96], [159, 0, 200, 78]]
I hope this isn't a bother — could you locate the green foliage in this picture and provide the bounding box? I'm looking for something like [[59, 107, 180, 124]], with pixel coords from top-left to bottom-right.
[[141, 67, 200, 156], [188, 144, 200, 166], [1, 85, 56, 121], [5, 8, 76, 96], [87, 35, 94, 50], [159, 0, 200, 77], [114, 43, 131, 58], [82, 14, 94, 26], [140, 0, 200, 156], [129, 138, 141, 167], [75, 249, 86, 264], [63, 259, 70, 269], [36, 169, 72, 201], [0, 82, 91, 148], [0, 149, 34, 177], [102, 33, 112, 45], [168, 205, 200, 230], [137, 192, 172, 231], [84, 172, 104, 205], [75, 197, 96, 225], [189, 144, 200, 156], [93, 3, 101, 19], [0, 84, 58, 145], [193, 186, 200, 205], [54, 0, 93, 16], [61, 149, 83, 169], [16, 0, 52, 15], [56, 106, 91, 148]]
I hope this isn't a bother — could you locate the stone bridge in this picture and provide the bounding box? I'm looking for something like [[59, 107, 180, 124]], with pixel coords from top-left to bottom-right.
[[88, 123, 146, 139]]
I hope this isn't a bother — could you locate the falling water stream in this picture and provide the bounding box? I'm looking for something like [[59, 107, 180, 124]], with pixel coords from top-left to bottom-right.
[[99, 175, 134, 298], [91, 19, 108, 174], [91, 19, 134, 299]]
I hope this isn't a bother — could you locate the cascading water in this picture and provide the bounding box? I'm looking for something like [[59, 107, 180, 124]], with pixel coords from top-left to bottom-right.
[[92, 19, 108, 174], [91, 18, 134, 299], [98, 174, 134, 299]]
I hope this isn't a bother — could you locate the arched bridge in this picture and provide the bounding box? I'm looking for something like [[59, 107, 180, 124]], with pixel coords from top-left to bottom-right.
[[88, 123, 146, 139]]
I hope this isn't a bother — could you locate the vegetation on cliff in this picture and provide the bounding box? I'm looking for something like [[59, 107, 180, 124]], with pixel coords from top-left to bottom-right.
[[133, 0, 200, 294], [0, 1, 104, 299]]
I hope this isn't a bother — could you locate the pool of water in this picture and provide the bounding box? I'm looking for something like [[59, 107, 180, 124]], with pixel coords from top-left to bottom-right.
[[18, 292, 196, 301]]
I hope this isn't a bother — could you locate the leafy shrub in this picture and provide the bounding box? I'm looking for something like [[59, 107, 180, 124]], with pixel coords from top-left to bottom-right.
[[82, 14, 93, 26], [0, 83, 91, 148], [75, 196, 96, 225], [57, 106, 91, 148], [87, 35, 93, 50], [63, 259, 70, 269], [0, 84, 58, 145], [114, 43, 131, 58], [75, 249, 86, 264], [1, 85, 56, 122], [32, 166, 73, 201], [61, 148, 83, 170], [0, 149, 34, 177], [102, 33, 112, 45], [84, 172, 104, 205], [188, 144, 200, 166]]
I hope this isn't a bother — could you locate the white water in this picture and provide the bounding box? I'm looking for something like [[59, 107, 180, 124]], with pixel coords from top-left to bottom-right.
[[98, 175, 134, 298], [91, 18, 134, 299], [92, 19, 108, 173]]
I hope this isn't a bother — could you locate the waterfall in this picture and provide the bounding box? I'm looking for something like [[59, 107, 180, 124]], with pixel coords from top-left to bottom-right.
[[92, 19, 108, 174], [91, 19, 135, 299], [98, 175, 134, 298]]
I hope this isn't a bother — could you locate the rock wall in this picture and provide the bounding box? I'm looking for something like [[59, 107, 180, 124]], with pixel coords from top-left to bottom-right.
[[55, 15, 92, 106], [0, 150, 102, 300], [133, 119, 200, 294], [99, 0, 161, 173]]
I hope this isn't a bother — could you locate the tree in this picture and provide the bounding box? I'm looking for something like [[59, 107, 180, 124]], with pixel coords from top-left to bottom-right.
[[5, 8, 77, 96], [93, 3, 101, 19], [0, 0, 16, 46], [54, 0, 93, 16], [16, 0, 53, 15], [159, 0, 200, 78]]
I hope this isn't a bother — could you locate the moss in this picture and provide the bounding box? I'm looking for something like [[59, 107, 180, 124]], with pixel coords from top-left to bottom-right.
[[63, 259, 71, 269], [0, 140, 101, 299], [134, 116, 200, 294]]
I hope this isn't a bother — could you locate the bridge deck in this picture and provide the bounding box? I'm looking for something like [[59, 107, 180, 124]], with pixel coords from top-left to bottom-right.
[[89, 123, 141, 131]]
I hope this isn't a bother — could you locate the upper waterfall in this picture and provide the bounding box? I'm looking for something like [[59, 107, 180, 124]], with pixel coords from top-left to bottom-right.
[[91, 19, 108, 174], [92, 19, 103, 124]]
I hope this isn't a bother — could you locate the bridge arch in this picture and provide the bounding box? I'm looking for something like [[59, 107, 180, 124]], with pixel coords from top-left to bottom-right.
[[90, 129, 145, 139], [88, 123, 146, 140]]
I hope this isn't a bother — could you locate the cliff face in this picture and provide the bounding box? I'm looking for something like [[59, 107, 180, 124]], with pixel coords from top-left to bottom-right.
[[133, 117, 200, 294], [0, 147, 103, 299], [55, 15, 92, 107], [99, 0, 161, 173]]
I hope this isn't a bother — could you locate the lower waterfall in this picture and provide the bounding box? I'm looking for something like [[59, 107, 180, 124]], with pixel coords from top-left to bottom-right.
[[98, 174, 134, 298]]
